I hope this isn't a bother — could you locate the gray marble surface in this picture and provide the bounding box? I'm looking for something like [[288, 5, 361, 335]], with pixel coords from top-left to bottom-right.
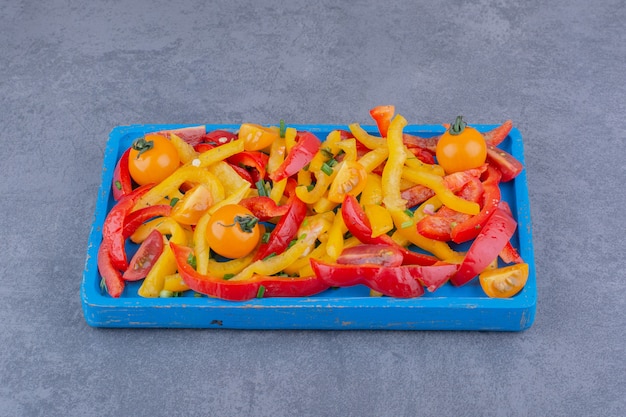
[[1, 0, 625, 416]]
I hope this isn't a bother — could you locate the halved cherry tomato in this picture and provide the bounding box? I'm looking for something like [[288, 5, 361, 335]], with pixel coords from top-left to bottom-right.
[[170, 184, 214, 226], [128, 134, 180, 185], [337, 244, 403, 267], [238, 123, 279, 151], [206, 204, 261, 259], [123, 229, 164, 281], [327, 161, 368, 203], [479, 263, 529, 298], [436, 116, 487, 174]]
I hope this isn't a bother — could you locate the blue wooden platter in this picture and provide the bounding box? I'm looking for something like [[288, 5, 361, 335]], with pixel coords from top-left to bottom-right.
[[81, 123, 536, 330]]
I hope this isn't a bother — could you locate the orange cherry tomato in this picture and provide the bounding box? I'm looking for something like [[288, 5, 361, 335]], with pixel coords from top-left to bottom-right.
[[128, 134, 180, 185], [479, 263, 529, 298], [435, 116, 487, 174], [327, 161, 368, 203], [206, 204, 261, 259], [238, 123, 280, 151], [170, 184, 214, 226]]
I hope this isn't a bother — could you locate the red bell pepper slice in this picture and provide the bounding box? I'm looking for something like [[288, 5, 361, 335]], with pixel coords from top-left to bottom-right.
[[269, 131, 321, 183], [450, 166, 502, 244], [496, 201, 524, 264], [194, 143, 215, 153], [227, 151, 269, 185], [500, 241, 524, 264], [417, 176, 484, 241], [122, 204, 172, 238], [283, 177, 298, 197], [226, 163, 253, 184], [486, 144, 524, 182], [482, 120, 513, 147], [419, 262, 460, 292], [97, 244, 125, 298], [451, 202, 518, 286], [341, 195, 439, 266], [239, 196, 289, 221], [171, 243, 329, 301], [101, 185, 152, 271], [310, 259, 424, 297], [112, 148, 133, 201], [402, 133, 439, 152], [202, 129, 238, 146], [253, 195, 308, 261], [407, 146, 436, 164], [369, 105, 395, 137], [401, 184, 435, 209], [311, 259, 458, 298]]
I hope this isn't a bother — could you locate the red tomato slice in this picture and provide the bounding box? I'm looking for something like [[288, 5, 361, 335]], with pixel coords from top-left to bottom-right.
[[337, 244, 403, 267], [122, 229, 164, 281]]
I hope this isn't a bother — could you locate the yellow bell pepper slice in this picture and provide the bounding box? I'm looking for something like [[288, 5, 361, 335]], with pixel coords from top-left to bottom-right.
[[381, 114, 408, 211], [163, 273, 191, 292], [364, 204, 394, 238], [403, 148, 445, 176], [358, 147, 389, 172], [284, 127, 298, 152], [267, 136, 287, 173], [193, 211, 212, 275], [169, 133, 199, 164], [360, 173, 384, 206], [325, 208, 347, 260], [206, 161, 249, 196], [336, 138, 358, 162], [282, 240, 328, 275], [401, 167, 480, 215], [133, 166, 225, 210], [207, 184, 251, 215], [267, 135, 288, 204], [195, 138, 245, 167], [348, 123, 387, 149], [308, 130, 342, 172], [207, 251, 257, 278], [389, 209, 463, 262], [313, 196, 339, 214], [295, 168, 337, 204]]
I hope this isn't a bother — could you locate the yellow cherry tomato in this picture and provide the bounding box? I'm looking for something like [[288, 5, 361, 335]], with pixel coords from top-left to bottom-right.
[[205, 204, 261, 259], [327, 161, 368, 203], [479, 263, 529, 298], [170, 184, 214, 226], [128, 134, 180, 185], [238, 123, 280, 151], [435, 116, 487, 174]]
